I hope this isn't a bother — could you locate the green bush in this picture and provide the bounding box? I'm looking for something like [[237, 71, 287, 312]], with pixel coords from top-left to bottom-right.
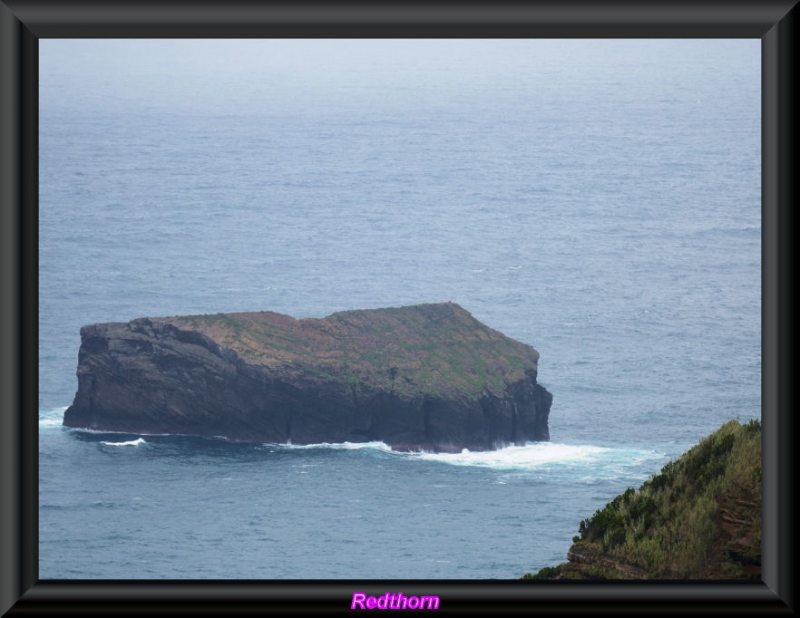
[[557, 419, 761, 578]]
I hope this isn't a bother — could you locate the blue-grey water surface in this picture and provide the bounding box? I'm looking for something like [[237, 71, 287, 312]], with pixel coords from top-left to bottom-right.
[[38, 39, 760, 579]]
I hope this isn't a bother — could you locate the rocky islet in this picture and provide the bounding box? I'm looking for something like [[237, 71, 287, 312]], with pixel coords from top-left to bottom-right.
[[63, 302, 552, 452]]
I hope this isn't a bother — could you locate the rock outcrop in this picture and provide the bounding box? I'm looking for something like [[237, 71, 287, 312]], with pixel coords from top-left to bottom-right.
[[63, 302, 552, 451]]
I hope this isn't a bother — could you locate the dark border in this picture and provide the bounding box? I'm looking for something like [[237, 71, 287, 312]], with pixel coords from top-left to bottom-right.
[[1, 1, 796, 615]]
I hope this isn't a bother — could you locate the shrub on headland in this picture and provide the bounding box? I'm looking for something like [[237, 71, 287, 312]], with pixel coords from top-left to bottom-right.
[[522, 419, 761, 579]]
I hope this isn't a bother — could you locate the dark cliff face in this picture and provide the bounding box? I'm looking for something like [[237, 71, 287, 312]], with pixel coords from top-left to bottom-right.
[[63, 303, 552, 451]]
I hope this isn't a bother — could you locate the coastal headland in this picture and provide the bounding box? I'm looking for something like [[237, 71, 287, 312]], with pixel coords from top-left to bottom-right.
[[524, 419, 761, 580]]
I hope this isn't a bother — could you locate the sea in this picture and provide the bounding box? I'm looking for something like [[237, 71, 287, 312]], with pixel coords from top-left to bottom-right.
[[38, 39, 761, 580]]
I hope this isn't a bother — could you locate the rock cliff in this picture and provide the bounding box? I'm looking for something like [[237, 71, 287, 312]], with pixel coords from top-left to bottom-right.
[[63, 302, 552, 451]]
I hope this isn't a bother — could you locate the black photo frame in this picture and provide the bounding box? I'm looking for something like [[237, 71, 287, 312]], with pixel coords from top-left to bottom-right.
[[1, 1, 796, 614]]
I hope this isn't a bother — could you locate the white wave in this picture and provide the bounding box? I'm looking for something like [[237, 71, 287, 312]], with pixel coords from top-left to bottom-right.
[[100, 438, 146, 447], [65, 427, 127, 435], [39, 406, 70, 429], [272, 439, 666, 474], [39, 417, 65, 428], [277, 440, 394, 453], [410, 442, 607, 469], [410, 442, 666, 472]]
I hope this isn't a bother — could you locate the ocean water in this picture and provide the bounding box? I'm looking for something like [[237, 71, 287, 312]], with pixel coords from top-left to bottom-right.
[[38, 39, 761, 579]]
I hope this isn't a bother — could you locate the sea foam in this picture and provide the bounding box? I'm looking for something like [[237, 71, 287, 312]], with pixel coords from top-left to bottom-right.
[[100, 438, 146, 447], [411, 442, 667, 474], [39, 406, 68, 428]]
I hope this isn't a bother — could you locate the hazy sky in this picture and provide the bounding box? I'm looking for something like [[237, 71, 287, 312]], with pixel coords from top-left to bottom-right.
[[40, 39, 760, 117]]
